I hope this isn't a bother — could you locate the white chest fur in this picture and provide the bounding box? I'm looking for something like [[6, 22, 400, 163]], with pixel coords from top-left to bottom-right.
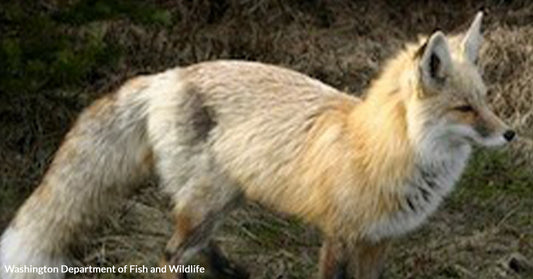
[[364, 145, 471, 242]]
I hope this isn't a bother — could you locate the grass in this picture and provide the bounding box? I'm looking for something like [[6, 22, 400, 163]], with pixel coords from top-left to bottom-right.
[[0, 0, 171, 103], [54, 0, 172, 27], [1, 2, 119, 97], [1, 1, 532, 278], [454, 149, 533, 201]]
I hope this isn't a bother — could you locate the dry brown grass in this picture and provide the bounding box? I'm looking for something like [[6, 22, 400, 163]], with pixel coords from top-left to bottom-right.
[[1, 1, 532, 278]]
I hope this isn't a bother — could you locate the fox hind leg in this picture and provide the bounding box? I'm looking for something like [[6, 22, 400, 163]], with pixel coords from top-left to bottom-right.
[[159, 161, 247, 279], [150, 130, 246, 278], [148, 81, 248, 278]]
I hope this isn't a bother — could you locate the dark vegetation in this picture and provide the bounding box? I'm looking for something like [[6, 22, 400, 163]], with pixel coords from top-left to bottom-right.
[[1, 1, 532, 278]]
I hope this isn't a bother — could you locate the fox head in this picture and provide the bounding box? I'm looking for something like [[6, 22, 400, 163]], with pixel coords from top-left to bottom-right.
[[407, 12, 515, 149]]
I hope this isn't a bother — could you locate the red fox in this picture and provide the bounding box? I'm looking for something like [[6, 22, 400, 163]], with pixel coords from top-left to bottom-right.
[[1, 12, 515, 279]]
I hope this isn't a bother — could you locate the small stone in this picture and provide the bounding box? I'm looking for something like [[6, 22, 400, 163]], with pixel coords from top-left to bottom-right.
[[503, 252, 533, 274]]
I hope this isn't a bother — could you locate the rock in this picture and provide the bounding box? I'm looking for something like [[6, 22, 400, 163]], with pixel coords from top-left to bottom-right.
[[500, 252, 533, 274]]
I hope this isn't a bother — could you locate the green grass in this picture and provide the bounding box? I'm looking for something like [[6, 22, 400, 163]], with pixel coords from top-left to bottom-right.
[[452, 148, 533, 203], [0, 1, 171, 98], [54, 0, 172, 27]]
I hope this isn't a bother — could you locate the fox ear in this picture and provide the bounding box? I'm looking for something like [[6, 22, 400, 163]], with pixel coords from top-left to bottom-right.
[[418, 31, 452, 87], [462, 12, 483, 63]]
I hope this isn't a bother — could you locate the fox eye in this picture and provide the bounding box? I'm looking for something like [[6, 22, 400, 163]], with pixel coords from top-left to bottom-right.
[[454, 105, 474, 112]]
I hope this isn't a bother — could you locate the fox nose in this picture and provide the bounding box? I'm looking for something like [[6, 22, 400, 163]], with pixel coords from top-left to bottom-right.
[[503, 130, 516, 142]]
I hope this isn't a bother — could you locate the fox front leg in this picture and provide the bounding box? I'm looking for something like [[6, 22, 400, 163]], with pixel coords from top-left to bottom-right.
[[319, 238, 389, 279], [319, 238, 349, 279], [349, 240, 389, 279]]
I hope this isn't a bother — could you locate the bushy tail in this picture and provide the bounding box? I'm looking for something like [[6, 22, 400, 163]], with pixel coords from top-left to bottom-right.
[[1, 91, 153, 279]]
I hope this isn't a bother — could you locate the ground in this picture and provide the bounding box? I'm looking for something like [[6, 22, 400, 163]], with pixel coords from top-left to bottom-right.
[[0, 1, 532, 278]]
